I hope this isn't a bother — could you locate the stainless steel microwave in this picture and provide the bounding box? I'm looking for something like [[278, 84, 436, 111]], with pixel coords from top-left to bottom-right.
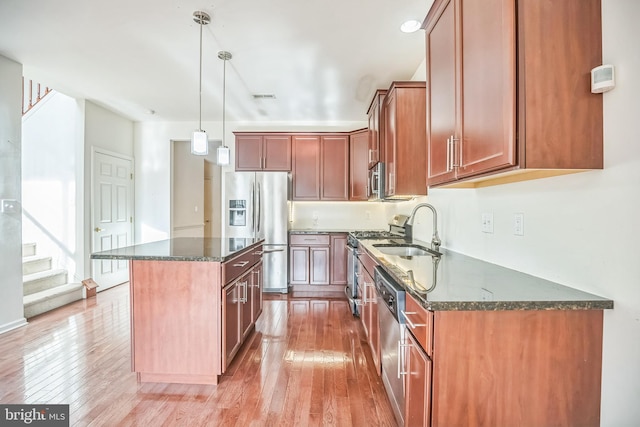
[[368, 162, 385, 201]]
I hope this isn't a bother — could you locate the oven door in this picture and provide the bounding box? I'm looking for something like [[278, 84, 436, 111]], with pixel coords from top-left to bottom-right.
[[344, 245, 359, 315]]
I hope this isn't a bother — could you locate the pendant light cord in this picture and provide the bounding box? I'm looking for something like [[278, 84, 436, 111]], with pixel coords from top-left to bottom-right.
[[222, 57, 227, 148], [198, 19, 203, 131]]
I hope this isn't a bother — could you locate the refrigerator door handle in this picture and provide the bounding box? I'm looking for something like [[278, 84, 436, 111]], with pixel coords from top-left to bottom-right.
[[256, 182, 262, 236], [250, 183, 255, 235], [262, 248, 285, 254]]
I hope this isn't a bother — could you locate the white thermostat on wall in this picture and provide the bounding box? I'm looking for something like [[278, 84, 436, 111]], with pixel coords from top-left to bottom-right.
[[591, 64, 615, 93]]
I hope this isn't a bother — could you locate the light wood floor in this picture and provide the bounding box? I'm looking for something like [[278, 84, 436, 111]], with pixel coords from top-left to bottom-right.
[[0, 284, 397, 426]]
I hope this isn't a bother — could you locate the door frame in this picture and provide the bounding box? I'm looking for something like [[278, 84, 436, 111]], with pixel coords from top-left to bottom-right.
[[90, 147, 135, 287]]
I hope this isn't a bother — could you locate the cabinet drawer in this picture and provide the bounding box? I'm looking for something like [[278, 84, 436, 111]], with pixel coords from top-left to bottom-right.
[[403, 293, 434, 357], [290, 234, 330, 246], [223, 248, 255, 285], [358, 247, 378, 277]]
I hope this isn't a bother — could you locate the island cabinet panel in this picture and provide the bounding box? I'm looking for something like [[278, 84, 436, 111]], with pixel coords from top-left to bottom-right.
[[349, 129, 369, 200], [235, 133, 292, 171], [430, 309, 604, 426], [251, 261, 263, 323], [129, 260, 221, 385], [425, 0, 603, 188], [222, 281, 241, 369]]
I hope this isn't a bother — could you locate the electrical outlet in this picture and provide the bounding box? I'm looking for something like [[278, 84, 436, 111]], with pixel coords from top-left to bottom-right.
[[481, 212, 494, 233], [514, 213, 524, 236]]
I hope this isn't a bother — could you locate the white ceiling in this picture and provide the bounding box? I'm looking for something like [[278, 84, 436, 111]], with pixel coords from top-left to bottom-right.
[[0, 0, 432, 124]]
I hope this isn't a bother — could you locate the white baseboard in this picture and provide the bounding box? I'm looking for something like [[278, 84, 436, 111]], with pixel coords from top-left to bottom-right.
[[0, 317, 28, 335]]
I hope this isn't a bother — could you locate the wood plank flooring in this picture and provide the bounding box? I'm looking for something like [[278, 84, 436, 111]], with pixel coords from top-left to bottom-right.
[[0, 285, 398, 426]]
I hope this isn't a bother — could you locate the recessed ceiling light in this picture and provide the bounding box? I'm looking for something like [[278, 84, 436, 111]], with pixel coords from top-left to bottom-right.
[[400, 19, 422, 33]]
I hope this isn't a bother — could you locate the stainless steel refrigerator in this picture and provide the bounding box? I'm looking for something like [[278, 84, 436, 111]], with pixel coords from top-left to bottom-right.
[[225, 171, 289, 293]]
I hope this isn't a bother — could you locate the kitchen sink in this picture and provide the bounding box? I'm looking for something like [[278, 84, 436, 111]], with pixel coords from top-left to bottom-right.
[[373, 243, 440, 257]]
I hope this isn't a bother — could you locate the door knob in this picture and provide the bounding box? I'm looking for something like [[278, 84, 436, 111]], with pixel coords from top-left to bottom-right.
[[94, 227, 104, 232]]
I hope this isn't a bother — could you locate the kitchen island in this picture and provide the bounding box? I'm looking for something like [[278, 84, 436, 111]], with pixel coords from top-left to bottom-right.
[[92, 237, 264, 385], [357, 238, 613, 426]]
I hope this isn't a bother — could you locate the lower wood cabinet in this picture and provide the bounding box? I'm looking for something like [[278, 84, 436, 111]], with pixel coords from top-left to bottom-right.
[[404, 330, 432, 427], [358, 248, 380, 373], [222, 256, 263, 370], [401, 293, 605, 426], [289, 233, 347, 287]]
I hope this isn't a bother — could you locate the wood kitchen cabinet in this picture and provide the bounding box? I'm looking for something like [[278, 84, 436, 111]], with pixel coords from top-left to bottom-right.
[[251, 260, 263, 323], [234, 133, 291, 171], [292, 134, 349, 201], [320, 135, 349, 200], [367, 89, 387, 168], [401, 293, 604, 426], [330, 234, 348, 285], [383, 81, 427, 199], [349, 129, 369, 201], [425, 0, 603, 188], [357, 247, 380, 373], [222, 279, 242, 368], [289, 234, 330, 286]]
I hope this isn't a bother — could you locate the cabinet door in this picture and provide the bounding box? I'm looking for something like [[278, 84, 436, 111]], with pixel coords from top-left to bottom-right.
[[366, 270, 380, 373], [357, 268, 368, 337], [289, 246, 310, 284], [263, 135, 292, 171], [235, 135, 263, 171], [458, 0, 516, 177], [330, 234, 348, 285], [320, 135, 349, 201], [349, 130, 369, 201], [384, 90, 397, 197], [426, 0, 458, 186], [367, 90, 386, 168], [251, 261, 263, 322], [222, 282, 241, 369], [240, 273, 253, 339], [405, 331, 432, 427], [292, 135, 321, 200], [309, 246, 330, 285]]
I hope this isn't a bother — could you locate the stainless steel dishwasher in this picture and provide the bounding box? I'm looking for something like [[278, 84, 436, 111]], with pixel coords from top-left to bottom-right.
[[374, 266, 406, 427]]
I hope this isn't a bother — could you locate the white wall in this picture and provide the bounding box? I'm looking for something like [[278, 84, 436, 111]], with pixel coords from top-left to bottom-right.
[[84, 101, 134, 279], [384, 1, 640, 424], [22, 91, 85, 282], [0, 55, 26, 333]]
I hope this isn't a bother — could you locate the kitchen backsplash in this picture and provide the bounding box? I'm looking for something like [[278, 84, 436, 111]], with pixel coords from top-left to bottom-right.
[[289, 201, 388, 230]]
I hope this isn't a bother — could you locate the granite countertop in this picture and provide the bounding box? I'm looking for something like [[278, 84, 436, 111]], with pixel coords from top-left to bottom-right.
[[289, 229, 349, 234], [91, 237, 264, 262], [358, 238, 614, 311]]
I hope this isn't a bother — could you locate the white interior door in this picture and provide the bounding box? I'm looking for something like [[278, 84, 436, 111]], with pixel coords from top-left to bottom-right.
[[92, 150, 133, 290]]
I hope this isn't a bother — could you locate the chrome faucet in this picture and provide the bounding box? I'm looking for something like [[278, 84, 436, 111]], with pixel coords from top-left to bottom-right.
[[406, 203, 441, 252]]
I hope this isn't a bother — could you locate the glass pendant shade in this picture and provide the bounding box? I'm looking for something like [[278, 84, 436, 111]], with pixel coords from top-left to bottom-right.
[[217, 145, 230, 165], [191, 130, 208, 155]]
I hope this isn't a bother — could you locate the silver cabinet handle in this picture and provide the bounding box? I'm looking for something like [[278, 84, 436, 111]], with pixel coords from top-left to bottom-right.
[[446, 137, 451, 172], [401, 311, 426, 329], [398, 339, 411, 378], [451, 135, 461, 168], [233, 260, 250, 267]]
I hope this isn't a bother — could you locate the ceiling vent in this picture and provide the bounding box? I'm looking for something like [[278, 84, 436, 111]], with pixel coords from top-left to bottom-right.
[[252, 94, 277, 100]]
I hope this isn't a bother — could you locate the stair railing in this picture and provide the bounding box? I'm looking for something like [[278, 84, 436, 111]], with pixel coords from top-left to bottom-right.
[[22, 77, 52, 115]]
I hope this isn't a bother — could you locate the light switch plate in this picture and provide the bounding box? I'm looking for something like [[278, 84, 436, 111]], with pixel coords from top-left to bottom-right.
[[1, 199, 19, 214], [481, 212, 494, 233]]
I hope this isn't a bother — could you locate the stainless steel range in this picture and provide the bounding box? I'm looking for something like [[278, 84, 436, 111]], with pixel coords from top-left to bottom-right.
[[345, 216, 408, 316]]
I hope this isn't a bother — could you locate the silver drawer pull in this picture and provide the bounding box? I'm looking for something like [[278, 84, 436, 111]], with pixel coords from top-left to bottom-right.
[[253, 251, 264, 255], [401, 311, 426, 329], [232, 260, 250, 267]]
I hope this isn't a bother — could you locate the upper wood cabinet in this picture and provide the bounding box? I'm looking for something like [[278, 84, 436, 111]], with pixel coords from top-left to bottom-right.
[[292, 134, 349, 201], [383, 81, 427, 199], [367, 90, 387, 168], [349, 129, 369, 201], [291, 135, 321, 200], [234, 133, 291, 171], [425, 0, 603, 188]]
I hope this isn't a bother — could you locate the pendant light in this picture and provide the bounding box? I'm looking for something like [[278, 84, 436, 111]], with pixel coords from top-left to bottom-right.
[[216, 51, 232, 165], [191, 11, 210, 156]]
